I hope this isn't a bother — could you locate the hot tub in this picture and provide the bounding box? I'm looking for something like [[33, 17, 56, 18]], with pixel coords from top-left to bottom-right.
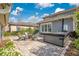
[[40, 32, 67, 47]]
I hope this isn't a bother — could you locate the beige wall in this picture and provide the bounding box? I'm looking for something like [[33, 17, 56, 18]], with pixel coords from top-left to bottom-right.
[[9, 25, 36, 32], [19, 26, 35, 30], [0, 4, 12, 40], [10, 26, 17, 32], [4, 24, 9, 31], [0, 14, 5, 26]]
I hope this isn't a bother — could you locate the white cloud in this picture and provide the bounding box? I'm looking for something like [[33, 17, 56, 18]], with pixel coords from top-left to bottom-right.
[[27, 15, 43, 23], [9, 17, 17, 22], [41, 13, 49, 18], [11, 10, 18, 16], [55, 8, 65, 13], [16, 7, 23, 11], [36, 3, 54, 9], [11, 7, 23, 16], [69, 3, 79, 6]]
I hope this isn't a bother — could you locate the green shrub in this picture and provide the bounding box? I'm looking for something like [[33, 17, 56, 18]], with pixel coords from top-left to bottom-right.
[[11, 31, 19, 36], [33, 29, 39, 35], [3, 28, 38, 36], [3, 32, 11, 36], [5, 40, 14, 48], [24, 28, 35, 35], [0, 39, 21, 56], [27, 28, 33, 34], [19, 30, 25, 35], [76, 26, 79, 36], [75, 12, 79, 38], [0, 48, 21, 56], [72, 38, 79, 50]]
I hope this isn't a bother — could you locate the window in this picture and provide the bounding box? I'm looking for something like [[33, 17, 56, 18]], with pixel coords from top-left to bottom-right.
[[48, 24, 51, 32], [41, 23, 52, 32], [45, 25, 47, 32], [42, 25, 44, 32], [63, 24, 68, 32]]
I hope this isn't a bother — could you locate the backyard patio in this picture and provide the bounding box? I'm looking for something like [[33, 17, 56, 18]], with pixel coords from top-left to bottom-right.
[[5, 36, 70, 56]]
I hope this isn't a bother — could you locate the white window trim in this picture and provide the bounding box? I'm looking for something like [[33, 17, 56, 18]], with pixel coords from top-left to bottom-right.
[[40, 22, 52, 33]]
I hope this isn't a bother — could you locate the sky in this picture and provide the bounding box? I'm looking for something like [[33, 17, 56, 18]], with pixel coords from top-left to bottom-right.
[[9, 3, 77, 23]]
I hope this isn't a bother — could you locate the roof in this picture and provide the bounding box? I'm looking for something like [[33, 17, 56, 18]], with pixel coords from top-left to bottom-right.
[[9, 22, 38, 27], [44, 7, 79, 19], [39, 7, 79, 24]]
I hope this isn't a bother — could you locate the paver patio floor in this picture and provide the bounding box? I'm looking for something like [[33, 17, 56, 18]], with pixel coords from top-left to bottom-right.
[[9, 36, 65, 56]]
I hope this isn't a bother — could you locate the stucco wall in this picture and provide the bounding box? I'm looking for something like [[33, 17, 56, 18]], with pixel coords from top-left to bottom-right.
[[4, 24, 9, 31], [10, 26, 17, 32], [10, 25, 35, 32], [19, 26, 35, 30], [0, 14, 5, 26]]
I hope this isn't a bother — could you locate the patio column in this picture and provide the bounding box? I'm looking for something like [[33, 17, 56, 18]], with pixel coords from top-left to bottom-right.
[[62, 18, 64, 32], [72, 15, 77, 31]]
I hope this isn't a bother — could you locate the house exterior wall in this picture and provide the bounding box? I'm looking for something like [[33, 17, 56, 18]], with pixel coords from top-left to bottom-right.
[[0, 4, 12, 41], [39, 18, 74, 46], [9, 25, 36, 32], [39, 9, 76, 33], [19, 26, 35, 30], [0, 14, 5, 26], [40, 18, 74, 33], [39, 8, 77, 46], [4, 24, 9, 32], [0, 14, 6, 40], [10, 25, 17, 32]]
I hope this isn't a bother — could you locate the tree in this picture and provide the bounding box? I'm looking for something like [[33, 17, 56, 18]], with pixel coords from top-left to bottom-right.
[[76, 12, 79, 21], [75, 12, 79, 36]]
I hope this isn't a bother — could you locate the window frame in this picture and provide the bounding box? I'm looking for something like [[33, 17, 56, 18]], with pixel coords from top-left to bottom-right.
[[48, 24, 52, 32], [40, 23, 52, 32]]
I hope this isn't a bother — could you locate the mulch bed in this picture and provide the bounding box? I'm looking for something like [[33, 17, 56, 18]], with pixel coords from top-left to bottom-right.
[[65, 43, 79, 56]]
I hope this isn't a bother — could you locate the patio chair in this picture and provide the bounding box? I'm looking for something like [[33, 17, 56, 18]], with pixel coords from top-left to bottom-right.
[[17, 33, 25, 40], [24, 32, 29, 39]]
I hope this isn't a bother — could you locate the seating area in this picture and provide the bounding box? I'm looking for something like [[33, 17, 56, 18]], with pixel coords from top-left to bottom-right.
[[17, 32, 29, 40]]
